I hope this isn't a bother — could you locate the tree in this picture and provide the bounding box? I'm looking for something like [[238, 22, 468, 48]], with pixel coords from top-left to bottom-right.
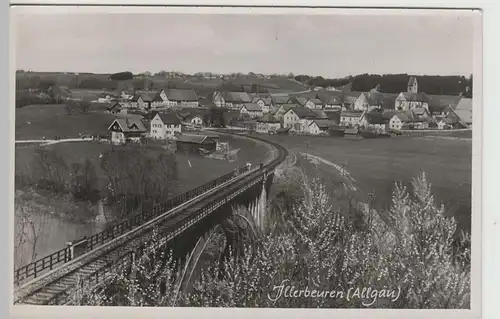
[[109, 72, 134, 81], [71, 159, 100, 202], [33, 148, 69, 193], [100, 145, 178, 220], [79, 100, 91, 113], [207, 106, 226, 128], [76, 168, 470, 309], [14, 203, 48, 269]]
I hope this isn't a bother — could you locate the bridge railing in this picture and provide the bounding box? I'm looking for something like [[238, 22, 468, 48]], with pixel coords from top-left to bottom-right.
[[14, 164, 248, 286], [47, 140, 286, 305], [14, 132, 288, 305], [14, 246, 72, 285]]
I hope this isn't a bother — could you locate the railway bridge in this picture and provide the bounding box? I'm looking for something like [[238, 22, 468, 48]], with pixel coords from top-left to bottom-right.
[[13, 132, 288, 306]]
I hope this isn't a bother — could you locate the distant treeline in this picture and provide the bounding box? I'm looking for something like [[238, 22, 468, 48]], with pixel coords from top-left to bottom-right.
[[294, 75, 352, 89], [351, 73, 473, 96], [16, 72, 473, 98], [295, 73, 473, 96]]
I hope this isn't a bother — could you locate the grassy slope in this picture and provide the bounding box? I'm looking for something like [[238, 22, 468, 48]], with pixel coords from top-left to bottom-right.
[[16, 134, 269, 195], [14, 134, 270, 264], [15, 104, 116, 140], [264, 134, 472, 232]]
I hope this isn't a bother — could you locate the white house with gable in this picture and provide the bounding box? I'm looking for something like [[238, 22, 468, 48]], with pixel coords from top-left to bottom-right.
[[150, 112, 182, 139]]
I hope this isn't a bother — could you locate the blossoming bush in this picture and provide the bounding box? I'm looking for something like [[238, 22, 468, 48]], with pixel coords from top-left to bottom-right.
[[76, 167, 470, 309]]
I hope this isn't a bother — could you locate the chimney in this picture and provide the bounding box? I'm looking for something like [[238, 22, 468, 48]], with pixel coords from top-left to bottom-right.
[[125, 116, 130, 128]]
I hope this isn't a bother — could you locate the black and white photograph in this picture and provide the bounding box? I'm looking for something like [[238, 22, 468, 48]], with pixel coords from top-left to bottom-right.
[[10, 5, 481, 313]]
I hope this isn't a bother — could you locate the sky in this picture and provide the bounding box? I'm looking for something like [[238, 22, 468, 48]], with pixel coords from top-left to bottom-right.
[[13, 9, 476, 78]]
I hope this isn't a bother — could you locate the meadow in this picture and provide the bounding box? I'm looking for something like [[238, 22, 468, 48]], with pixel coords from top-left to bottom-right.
[[264, 134, 472, 232], [14, 131, 269, 265], [15, 104, 116, 140], [15, 134, 269, 195], [70, 89, 108, 101]]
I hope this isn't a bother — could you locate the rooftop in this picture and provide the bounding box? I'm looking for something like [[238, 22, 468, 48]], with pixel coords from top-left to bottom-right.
[[163, 89, 198, 102], [242, 103, 263, 112], [157, 112, 181, 125]]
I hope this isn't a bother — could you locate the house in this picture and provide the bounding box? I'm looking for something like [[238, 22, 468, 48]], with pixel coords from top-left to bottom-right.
[[344, 127, 361, 139], [352, 93, 369, 111], [310, 109, 328, 119], [340, 111, 364, 127], [343, 91, 364, 110], [198, 97, 216, 108], [213, 91, 252, 109], [256, 113, 281, 134], [305, 98, 324, 109], [274, 103, 298, 120], [251, 96, 273, 113], [186, 113, 204, 126], [291, 96, 308, 107], [151, 92, 165, 109], [359, 111, 388, 131], [317, 91, 344, 109], [176, 134, 217, 155], [445, 98, 472, 128], [394, 92, 430, 111], [120, 91, 134, 100], [239, 119, 257, 131], [107, 102, 124, 114], [427, 94, 462, 116], [324, 110, 341, 124], [436, 117, 449, 130], [131, 93, 154, 110], [108, 117, 147, 145], [250, 92, 272, 99], [366, 92, 399, 111], [388, 109, 431, 130], [240, 103, 263, 119], [175, 108, 208, 126], [271, 94, 292, 106], [159, 89, 199, 107], [282, 107, 318, 132], [97, 94, 112, 103], [150, 112, 182, 139], [308, 119, 337, 135], [353, 92, 398, 111]]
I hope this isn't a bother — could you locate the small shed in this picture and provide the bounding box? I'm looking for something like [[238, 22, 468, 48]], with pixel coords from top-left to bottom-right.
[[276, 127, 290, 135], [329, 125, 346, 137], [175, 134, 217, 155], [344, 127, 363, 140]]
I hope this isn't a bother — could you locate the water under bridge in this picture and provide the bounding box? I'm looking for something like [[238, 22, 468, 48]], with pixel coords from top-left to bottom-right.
[[13, 132, 288, 306]]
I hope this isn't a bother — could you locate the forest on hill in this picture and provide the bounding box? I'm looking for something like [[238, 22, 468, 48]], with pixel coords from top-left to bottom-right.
[[295, 73, 473, 96], [15, 71, 473, 101]]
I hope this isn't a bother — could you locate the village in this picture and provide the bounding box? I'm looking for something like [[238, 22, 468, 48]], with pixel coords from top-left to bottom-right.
[[69, 75, 471, 150], [11, 8, 478, 310]]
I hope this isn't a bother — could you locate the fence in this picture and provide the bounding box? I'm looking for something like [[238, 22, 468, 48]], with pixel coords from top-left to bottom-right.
[[14, 164, 248, 286], [398, 128, 472, 137], [14, 132, 288, 305]]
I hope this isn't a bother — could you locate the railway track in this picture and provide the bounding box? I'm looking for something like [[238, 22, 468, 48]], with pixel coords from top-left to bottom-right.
[[13, 132, 288, 305]]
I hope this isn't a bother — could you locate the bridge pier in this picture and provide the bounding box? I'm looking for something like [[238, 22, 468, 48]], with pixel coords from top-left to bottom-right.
[[239, 171, 275, 232]]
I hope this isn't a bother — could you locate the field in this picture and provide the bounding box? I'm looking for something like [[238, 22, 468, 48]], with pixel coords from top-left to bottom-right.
[[263, 134, 472, 232], [15, 104, 116, 140], [15, 133, 269, 193], [70, 89, 108, 101], [14, 132, 270, 265]]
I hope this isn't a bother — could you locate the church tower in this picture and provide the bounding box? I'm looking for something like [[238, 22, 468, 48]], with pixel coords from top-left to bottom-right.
[[407, 76, 418, 93]]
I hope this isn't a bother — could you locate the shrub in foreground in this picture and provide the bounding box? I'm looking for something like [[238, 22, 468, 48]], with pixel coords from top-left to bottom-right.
[[74, 170, 470, 308]]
